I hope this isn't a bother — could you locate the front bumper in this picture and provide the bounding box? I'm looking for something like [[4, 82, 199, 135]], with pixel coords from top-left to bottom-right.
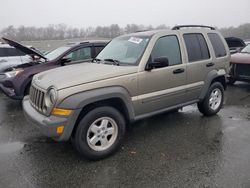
[[22, 96, 81, 141], [0, 83, 22, 100], [229, 63, 250, 82]]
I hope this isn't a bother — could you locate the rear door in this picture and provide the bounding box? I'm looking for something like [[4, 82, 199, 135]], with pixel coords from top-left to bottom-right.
[[182, 33, 212, 101]]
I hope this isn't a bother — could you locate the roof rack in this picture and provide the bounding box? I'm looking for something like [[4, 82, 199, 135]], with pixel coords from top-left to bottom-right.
[[172, 25, 215, 30], [66, 41, 89, 45], [135, 29, 151, 33]]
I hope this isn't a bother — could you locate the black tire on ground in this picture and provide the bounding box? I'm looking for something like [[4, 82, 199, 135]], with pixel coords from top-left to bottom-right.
[[197, 82, 224, 116], [228, 77, 236, 85], [72, 106, 126, 160]]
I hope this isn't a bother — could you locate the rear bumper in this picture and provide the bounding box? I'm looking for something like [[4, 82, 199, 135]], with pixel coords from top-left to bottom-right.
[[22, 96, 81, 141], [0, 83, 22, 100]]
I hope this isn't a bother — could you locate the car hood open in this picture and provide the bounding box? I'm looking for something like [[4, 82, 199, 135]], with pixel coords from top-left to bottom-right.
[[2, 37, 47, 60], [33, 63, 138, 90], [231, 53, 250, 64]]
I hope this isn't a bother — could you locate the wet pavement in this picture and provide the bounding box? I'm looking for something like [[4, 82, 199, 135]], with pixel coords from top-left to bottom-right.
[[0, 83, 250, 188]]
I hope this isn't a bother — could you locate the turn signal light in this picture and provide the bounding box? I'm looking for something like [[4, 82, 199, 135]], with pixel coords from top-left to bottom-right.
[[57, 126, 64, 134], [52, 108, 72, 116]]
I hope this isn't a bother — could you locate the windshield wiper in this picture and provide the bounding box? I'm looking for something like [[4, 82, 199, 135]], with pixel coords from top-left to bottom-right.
[[92, 58, 102, 63], [103, 58, 120, 66]]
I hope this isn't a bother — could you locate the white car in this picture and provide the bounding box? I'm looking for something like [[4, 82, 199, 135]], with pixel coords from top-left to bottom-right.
[[0, 43, 32, 72]]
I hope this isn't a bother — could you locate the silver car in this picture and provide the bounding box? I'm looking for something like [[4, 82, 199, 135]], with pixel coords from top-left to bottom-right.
[[0, 43, 31, 73]]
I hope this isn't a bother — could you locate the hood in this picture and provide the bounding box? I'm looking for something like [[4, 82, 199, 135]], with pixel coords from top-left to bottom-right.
[[231, 53, 250, 64], [2, 37, 47, 60], [33, 63, 138, 90]]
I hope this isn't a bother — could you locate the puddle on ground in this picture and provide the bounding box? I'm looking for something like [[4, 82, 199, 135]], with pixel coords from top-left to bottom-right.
[[180, 105, 197, 113], [0, 142, 24, 154]]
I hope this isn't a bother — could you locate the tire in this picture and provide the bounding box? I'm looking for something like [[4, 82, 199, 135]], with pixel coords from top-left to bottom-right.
[[197, 82, 224, 116], [73, 106, 126, 160], [228, 77, 236, 85]]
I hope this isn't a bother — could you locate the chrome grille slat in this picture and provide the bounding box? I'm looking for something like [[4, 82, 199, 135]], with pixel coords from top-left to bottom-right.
[[38, 91, 43, 111], [29, 85, 45, 114], [34, 89, 37, 108]]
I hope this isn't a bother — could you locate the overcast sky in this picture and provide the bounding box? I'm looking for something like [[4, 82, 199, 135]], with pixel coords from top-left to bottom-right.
[[1, 0, 249, 29]]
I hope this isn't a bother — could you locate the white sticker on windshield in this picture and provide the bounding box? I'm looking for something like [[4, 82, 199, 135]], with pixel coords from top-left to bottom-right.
[[128, 37, 143, 44]]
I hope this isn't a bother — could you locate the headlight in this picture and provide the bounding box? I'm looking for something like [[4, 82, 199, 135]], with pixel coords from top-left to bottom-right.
[[44, 87, 57, 108], [5, 69, 24, 78]]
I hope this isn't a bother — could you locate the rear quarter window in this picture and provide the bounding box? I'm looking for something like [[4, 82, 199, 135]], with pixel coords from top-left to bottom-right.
[[208, 33, 227, 58]]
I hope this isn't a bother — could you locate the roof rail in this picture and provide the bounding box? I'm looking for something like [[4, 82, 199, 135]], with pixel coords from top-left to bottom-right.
[[66, 41, 89, 45], [135, 29, 151, 33], [172, 25, 215, 30]]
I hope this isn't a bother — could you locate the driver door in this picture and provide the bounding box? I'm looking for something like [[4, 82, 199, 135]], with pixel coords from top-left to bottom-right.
[[63, 46, 93, 65], [136, 35, 187, 115]]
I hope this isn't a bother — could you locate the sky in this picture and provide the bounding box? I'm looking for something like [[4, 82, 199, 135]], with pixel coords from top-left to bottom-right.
[[1, 0, 249, 29]]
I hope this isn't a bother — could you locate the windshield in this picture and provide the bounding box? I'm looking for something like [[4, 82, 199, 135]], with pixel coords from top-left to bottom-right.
[[45, 46, 71, 61], [241, 44, 250, 53], [96, 36, 150, 65]]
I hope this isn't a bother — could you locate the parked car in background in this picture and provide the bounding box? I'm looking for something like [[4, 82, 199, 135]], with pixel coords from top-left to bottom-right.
[[0, 38, 108, 99], [225, 37, 246, 54], [23, 25, 230, 160], [0, 43, 34, 73], [228, 44, 250, 84]]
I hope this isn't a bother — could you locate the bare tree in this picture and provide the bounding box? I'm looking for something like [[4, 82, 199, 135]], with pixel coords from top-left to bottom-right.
[[1, 23, 250, 41]]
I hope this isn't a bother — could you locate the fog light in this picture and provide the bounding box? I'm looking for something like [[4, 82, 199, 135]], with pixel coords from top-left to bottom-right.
[[57, 126, 64, 134], [52, 108, 72, 116]]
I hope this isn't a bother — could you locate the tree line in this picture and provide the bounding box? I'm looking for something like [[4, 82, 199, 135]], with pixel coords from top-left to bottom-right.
[[0, 23, 249, 41]]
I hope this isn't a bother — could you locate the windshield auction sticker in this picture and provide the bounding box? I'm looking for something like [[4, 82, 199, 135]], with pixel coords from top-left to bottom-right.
[[128, 37, 143, 44]]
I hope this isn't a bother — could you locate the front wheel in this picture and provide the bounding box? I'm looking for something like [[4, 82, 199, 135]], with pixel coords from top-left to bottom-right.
[[73, 106, 126, 160], [197, 82, 224, 116]]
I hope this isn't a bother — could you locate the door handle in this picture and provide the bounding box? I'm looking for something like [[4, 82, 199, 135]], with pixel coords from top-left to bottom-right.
[[206, 62, 214, 67], [173, 68, 185, 74]]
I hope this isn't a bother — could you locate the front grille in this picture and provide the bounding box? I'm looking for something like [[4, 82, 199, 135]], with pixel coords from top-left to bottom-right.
[[235, 64, 250, 77], [29, 85, 45, 113]]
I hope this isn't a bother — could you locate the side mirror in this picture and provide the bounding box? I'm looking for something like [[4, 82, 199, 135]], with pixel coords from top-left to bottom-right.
[[61, 57, 72, 66], [145, 57, 169, 71]]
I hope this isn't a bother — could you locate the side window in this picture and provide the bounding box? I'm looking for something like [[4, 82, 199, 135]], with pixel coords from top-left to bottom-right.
[[183, 33, 210, 62], [151, 35, 182, 66], [95, 46, 105, 56], [208, 33, 227, 58], [7, 48, 25, 57], [0, 48, 7, 57], [65, 47, 92, 62]]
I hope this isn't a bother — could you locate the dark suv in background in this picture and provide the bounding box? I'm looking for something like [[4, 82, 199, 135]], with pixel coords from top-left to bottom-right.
[[225, 37, 246, 54], [0, 38, 108, 100]]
